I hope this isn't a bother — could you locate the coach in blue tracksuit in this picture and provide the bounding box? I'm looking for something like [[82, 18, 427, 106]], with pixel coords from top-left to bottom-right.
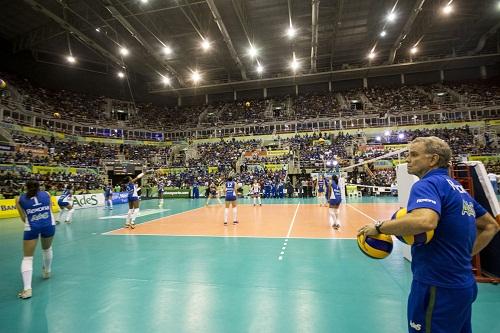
[[358, 136, 499, 333]]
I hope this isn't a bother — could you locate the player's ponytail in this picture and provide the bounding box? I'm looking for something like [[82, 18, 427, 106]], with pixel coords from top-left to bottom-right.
[[26, 180, 40, 198]]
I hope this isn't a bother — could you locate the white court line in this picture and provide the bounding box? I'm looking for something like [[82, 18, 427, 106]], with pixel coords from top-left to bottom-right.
[[286, 203, 301, 238], [101, 206, 205, 235], [346, 204, 377, 222], [277, 203, 301, 260], [103, 233, 355, 240]]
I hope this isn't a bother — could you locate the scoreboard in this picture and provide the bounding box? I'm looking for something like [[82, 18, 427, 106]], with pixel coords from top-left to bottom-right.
[[113, 164, 136, 175]]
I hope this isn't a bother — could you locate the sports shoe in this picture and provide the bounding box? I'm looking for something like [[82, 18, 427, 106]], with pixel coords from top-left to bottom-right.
[[233, 221, 239, 225], [125, 222, 131, 228], [223, 222, 228, 226], [55, 220, 60, 225], [42, 269, 51, 279], [18, 289, 32, 299], [332, 224, 340, 230], [130, 223, 135, 229], [65, 220, 71, 224]]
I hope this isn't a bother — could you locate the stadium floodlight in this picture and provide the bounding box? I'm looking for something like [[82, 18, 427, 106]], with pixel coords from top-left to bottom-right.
[[442, 4, 453, 15], [119, 47, 129, 56], [191, 71, 201, 83], [290, 59, 300, 72], [66, 55, 76, 63], [386, 12, 396, 22], [140, 0, 148, 3], [384, 130, 391, 136], [256, 64, 264, 73], [201, 39, 211, 51], [368, 52, 376, 60], [410, 47, 418, 54], [497, 1, 500, 11], [398, 133, 405, 140], [162, 46, 172, 55], [161, 76, 171, 85], [380, 30, 387, 37], [376, 136, 382, 142], [95, 27, 100, 32], [287, 26, 296, 39], [248, 46, 258, 58], [117, 71, 125, 78]]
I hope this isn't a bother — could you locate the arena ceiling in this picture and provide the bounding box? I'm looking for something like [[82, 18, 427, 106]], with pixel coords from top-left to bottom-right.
[[0, 0, 499, 94]]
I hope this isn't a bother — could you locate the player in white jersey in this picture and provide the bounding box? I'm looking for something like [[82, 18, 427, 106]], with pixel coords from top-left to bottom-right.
[[251, 179, 262, 206], [316, 175, 327, 207], [157, 178, 165, 207]]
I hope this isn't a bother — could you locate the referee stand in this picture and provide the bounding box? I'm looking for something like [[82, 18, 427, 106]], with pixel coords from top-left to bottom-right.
[[452, 162, 500, 284]]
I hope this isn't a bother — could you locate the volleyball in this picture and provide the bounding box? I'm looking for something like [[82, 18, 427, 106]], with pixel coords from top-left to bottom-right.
[[392, 208, 434, 245], [53, 112, 61, 118], [245, 101, 250, 107], [357, 233, 393, 259], [0, 79, 7, 89]]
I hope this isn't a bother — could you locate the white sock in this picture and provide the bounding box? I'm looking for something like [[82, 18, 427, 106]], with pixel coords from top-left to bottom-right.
[[329, 208, 336, 227], [21, 256, 33, 290], [42, 247, 53, 273], [334, 209, 340, 226], [253, 197, 256, 205], [126, 209, 133, 224], [65, 208, 74, 222], [232, 207, 237, 222], [57, 209, 66, 221], [224, 208, 229, 223], [108, 199, 113, 209], [132, 208, 139, 223], [258, 197, 261, 205]]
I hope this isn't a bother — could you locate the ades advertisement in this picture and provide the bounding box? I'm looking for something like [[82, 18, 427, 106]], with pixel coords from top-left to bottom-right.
[[71, 193, 105, 210]]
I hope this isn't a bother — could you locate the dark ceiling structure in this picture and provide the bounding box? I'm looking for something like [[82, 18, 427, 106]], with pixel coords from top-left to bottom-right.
[[0, 0, 499, 96]]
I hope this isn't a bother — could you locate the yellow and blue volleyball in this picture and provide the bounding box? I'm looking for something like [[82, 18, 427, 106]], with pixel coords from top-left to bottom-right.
[[357, 233, 393, 259], [0, 79, 6, 89], [392, 208, 434, 245]]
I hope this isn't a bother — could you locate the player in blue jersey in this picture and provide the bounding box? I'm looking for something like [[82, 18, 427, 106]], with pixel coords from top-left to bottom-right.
[[358, 136, 499, 333], [316, 175, 327, 206], [327, 175, 342, 229], [192, 179, 200, 199], [15, 181, 56, 299], [125, 172, 145, 229], [104, 183, 113, 210], [224, 176, 239, 225], [57, 184, 74, 224]]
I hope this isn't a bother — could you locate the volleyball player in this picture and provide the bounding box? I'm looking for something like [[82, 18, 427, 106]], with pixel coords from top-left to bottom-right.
[[157, 178, 165, 207], [57, 184, 74, 224], [104, 182, 113, 210], [224, 176, 239, 225], [125, 173, 145, 229], [327, 175, 342, 229], [251, 179, 262, 206], [316, 175, 327, 206], [206, 181, 221, 206], [16, 181, 56, 299]]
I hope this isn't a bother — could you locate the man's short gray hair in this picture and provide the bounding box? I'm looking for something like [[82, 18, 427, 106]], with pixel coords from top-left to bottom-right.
[[411, 136, 452, 168]]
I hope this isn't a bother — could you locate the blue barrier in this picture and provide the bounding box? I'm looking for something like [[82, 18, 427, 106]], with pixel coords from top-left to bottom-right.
[[111, 192, 129, 205]]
